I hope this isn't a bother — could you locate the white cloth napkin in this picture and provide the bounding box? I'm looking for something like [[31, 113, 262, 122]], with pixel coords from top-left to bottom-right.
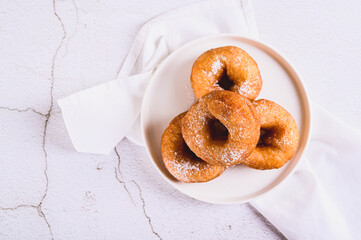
[[58, 0, 361, 239]]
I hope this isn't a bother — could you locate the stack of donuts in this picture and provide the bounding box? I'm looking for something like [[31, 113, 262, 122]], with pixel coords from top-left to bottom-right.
[[161, 46, 299, 183]]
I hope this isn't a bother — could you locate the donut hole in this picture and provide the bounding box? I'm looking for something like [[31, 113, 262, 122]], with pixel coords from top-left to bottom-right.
[[218, 71, 235, 91], [208, 118, 229, 142], [183, 141, 202, 161], [258, 128, 275, 146]]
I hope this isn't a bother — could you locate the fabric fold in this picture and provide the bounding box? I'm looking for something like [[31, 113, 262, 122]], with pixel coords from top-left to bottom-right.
[[58, 71, 151, 154]]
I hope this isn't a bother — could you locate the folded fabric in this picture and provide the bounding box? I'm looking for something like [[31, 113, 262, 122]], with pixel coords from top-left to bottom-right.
[[58, 0, 361, 239]]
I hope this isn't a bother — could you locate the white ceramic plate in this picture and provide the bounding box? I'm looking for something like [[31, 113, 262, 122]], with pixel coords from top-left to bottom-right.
[[141, 34, 311, 204]]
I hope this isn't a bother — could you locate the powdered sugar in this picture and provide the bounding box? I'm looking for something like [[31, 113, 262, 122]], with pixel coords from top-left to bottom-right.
[[211, 59, 223, 75], [200, 59, 223, 78], [239, 81, 252, 94], [218, 148, 245, 164]]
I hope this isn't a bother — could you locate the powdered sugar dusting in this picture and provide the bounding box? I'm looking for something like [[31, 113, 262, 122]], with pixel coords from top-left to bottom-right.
[[239, 81, 252, 94], [218, 148, 245, 164], [211, 59, 222, 75]]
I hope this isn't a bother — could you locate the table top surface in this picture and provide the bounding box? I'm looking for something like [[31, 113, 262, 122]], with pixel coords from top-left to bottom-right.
[[1, 0, 360, 239]]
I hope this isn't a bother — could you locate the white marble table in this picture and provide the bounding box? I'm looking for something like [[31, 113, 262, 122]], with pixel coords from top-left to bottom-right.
[[1, 0, 360, 239]]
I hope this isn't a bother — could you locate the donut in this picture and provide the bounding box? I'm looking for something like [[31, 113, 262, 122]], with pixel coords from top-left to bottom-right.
[[243, 99, 299, 170], [161, 112, 226, 183], [182, 90, 260, 166], [190, 46, 262, 101]]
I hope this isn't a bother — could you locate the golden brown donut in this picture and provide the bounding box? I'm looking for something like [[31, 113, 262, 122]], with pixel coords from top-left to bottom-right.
[[243, 99, 300, 170], [191, 46, 262, 101], [161, 112, 226, 183], [182, 90, 260, 166]]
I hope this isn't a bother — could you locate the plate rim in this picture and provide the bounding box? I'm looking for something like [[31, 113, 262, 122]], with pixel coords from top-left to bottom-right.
[[140, 34, 312, 204]]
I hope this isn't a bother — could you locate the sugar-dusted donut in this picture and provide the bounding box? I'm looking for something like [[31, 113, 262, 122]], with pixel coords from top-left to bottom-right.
[[161, 112, 226, 183], [182, 90, 260, 166], [243, 99, 300, 170], [191, 46, 262, 101]]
